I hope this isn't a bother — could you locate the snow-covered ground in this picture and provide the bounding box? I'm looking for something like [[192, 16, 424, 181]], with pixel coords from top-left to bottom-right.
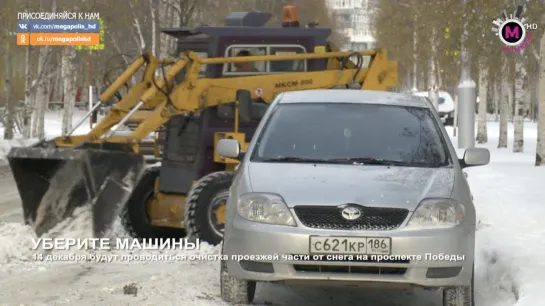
[[0, 111, 543, 305]]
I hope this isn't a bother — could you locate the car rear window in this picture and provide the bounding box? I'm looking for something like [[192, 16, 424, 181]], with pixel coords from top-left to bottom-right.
[[251, 103, 451, 167]]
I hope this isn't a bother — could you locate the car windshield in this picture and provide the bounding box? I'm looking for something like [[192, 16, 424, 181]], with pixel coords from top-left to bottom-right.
[[251, 103, 451, 167]]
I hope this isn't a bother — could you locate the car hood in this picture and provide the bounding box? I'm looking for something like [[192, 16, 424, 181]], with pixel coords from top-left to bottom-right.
[[247, 163, 455, 210]]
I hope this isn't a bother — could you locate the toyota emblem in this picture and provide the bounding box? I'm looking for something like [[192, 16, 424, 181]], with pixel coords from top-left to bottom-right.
[[341, 206, 361, 220]]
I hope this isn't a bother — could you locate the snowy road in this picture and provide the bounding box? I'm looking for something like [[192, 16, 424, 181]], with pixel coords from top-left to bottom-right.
[[0, 121, 538, 305]]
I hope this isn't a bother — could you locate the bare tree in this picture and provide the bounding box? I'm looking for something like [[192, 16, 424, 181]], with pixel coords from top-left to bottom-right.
[[31, 60, 52, 139], [61, 47, 77, 135], [128, 0, 147, 53], [2, 29, 15, 139], [537, 30, 545, 165], [22, 45, 33, 138], [149, 0, 157, 56], [513, 52, 528, 152], [494, 81, 500, 121], [476, 60, 488, 143], [499, 58, 509, 148]]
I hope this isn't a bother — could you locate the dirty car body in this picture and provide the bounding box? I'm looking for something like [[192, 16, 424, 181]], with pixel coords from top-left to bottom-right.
[[218, 89, 490, 304]]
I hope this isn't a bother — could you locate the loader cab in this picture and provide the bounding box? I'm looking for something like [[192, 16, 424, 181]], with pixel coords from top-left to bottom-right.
[[158, 9, 333, 193], [161, 10, 332, 79]]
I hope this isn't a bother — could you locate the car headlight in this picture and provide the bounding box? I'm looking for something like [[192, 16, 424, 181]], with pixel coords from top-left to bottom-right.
[[406, 199, 465, 228], [237, 193, 296, 226]]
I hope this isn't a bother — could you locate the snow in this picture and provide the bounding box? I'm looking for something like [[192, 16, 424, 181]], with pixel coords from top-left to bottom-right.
[[0, 111, 543, 305], [449, 122, 545, 306]]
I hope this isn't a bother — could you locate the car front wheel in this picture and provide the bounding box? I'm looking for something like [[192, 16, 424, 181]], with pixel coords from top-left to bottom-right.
[[442, 264, 474, 306], [220, 244, 256, 304]]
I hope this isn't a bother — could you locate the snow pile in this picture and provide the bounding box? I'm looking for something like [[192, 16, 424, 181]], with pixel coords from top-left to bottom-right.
[[448, 122, 544, 306], [0, 221, 37, 264]]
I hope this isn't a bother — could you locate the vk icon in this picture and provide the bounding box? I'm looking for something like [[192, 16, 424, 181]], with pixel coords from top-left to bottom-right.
[[17, 20, 29, 31]]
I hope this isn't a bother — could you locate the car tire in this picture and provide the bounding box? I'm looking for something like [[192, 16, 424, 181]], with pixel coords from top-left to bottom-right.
[[184, 171, 234, 245], [444, 117, 454, 126], [442, 263, 474, 306], [220, 245, 256, 304]]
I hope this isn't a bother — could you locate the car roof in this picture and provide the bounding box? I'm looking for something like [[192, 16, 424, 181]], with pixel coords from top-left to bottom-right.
[[278, 89, 429, 108], [412, 91, 453, 99]]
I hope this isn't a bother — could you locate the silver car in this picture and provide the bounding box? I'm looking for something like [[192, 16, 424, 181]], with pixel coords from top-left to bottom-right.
[[217, 89, 489, 306]]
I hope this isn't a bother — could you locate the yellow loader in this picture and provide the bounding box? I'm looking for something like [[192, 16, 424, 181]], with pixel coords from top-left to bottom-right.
[[7, 6, 398, 245]]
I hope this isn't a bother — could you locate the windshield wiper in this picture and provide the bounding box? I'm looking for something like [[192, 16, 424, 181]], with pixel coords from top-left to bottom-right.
[[325, 157, 411, 166], [260, 156, 442, 167], [260, 156, 331, 163]]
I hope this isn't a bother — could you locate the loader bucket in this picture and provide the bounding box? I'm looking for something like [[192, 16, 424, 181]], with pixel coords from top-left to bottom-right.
[[7, 141, 145, 237]]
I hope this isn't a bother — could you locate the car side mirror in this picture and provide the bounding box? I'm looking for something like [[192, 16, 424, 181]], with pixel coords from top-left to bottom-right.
[[216, 138, 242, 159], [459, 148, 490, 168], [237, 89, 253, 123]]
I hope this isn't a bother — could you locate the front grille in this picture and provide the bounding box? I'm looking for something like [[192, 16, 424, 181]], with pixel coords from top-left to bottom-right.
[[293, 265, 407, 275], [293, 206, 409, 230], [290, 254, 410, 264]]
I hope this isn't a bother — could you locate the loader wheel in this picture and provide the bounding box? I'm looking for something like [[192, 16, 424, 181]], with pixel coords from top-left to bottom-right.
[[121, 166, 185, 239], [185, 171, 234, 246]]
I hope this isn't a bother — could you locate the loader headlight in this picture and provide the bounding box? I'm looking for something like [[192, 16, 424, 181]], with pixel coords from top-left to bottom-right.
[[237, 193, 296, 226], [406, 199, 465, 228]]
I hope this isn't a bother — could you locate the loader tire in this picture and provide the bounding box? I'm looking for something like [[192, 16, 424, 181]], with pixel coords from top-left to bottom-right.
[[121, 166, 185, 239], [185, 171, 234, 246]]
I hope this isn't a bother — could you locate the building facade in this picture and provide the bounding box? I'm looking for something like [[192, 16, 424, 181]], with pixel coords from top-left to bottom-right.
[[327, 0, 377, 51]]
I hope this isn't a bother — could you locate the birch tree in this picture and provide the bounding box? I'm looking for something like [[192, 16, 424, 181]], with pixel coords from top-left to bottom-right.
[[513, 52, 528, 152], [158, 0, 172, 58], [61, 47, 77, 135], [128, 0, 146, 53], [498, 58, 509, 148], [149, 0, 157, 56], [22, 45, 33, 138], [537, 30, 545, 165], [31, 59, 52, 140], [494, 81, 500, 121], [476, 60, 488, 143], [2, 30, 15, 139]]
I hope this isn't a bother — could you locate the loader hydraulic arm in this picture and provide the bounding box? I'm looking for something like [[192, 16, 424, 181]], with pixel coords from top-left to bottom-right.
[[57, 49, 397, 151], [128, 49, 397, 142], [56, 54, 177, 147]]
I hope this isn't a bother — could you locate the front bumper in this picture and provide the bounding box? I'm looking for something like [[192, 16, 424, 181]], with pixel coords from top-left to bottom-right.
[[224, 216, 474, 288]]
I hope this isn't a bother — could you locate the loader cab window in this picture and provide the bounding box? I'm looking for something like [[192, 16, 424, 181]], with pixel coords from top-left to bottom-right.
[[224, 46, 267, 74], [223, 44, 307, 75], [269, 46, 306, 72]]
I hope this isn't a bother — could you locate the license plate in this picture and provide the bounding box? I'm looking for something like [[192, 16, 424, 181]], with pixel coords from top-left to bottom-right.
[[309, 236, 391, 255]]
